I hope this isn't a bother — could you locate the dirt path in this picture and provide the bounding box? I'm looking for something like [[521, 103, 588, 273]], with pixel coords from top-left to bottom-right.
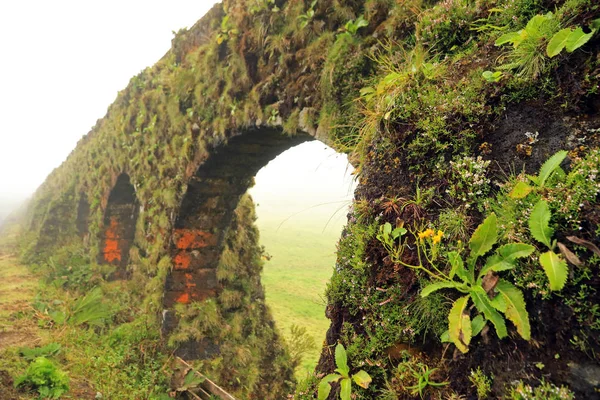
[[0, 252, 40, 351], [0, 240, 41, 399]]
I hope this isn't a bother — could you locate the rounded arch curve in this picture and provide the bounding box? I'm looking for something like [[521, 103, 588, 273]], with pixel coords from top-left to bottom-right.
[[99, 173, 139, 278], [164, 127, 315, 308]]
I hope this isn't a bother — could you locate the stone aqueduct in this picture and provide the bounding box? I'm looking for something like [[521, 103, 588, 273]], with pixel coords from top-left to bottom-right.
[[96, 127, 318, 343]]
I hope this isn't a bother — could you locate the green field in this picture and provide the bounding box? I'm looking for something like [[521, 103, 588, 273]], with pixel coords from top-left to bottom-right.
[[249, 141, 356, 379], [257, 217, 342, 378]]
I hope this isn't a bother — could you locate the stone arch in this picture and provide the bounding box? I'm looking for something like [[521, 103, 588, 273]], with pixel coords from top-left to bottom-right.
[[163, 128, 314, 308], [99, 173, 139, 277]]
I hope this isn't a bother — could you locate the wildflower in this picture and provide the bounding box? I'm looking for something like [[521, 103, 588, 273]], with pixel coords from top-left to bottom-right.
[[418, 228, 435, 240], [432, 231, 444, 244]]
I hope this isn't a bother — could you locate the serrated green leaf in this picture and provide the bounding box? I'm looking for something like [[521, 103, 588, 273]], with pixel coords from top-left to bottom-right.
[[352, 370, 372, 389], [479, 254, 515, 279], [529, 200, 554, 248], [470, 286, 508, 339], [449, 295, 472, 353], [340, 378, 352, 400], [421, 281, 464, 297], [471, 314, 486, 337], [335, 344, 349, 376], [495, 279, 531, 340], [495, 31, 520, 46], [318, 374, 341, 400], [490, 289, 507, 312], [565, 27, 594, 52], [469, 213, 498, 259], [498, 243, 536, 260], [509, 181, 534, 199], [547, 28, 572, 57], [539, 251, 568, 291], [537, 150, 567, 187]]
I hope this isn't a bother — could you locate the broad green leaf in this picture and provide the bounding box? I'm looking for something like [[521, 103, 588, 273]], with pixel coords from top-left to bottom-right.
[[509, 181, 533, 199], [537, 150, 567, 187], [490, 289, 507, 312], [528, 200, 554, 248], [352, 370, 372, 389], [383, 222, 391, 236], [495, 32, 520, 46], [498, 243, 536, 260], [318, 374, 341, 400], [495, 280, 531, 340], [470, 286, 508, 339], [565, 27, 594, 53], [480, 243, 535, 278], [421, 281, 464, 297], [469, 213, 498, 259], [448, 295, 472, 353], [448, 251, 468, 282], [340, 378, 352, 400], [471, 314, 486, 337], [547, 28, 571, 57], [335, 344, 349, 376], [539, 251, 568, 291], [355, 17, 369, 29], [479, 254, 514, 279]]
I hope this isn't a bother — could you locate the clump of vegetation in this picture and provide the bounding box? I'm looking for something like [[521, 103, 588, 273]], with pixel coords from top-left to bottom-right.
[[318, 343, 371, 400], [469, 367, 493, 399], [14, 357, 69, 399], [508, 380, 575, 400]]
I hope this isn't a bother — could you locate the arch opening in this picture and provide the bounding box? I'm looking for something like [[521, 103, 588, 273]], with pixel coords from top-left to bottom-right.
[[99, 173, 139, 278], [164, 128, 314, 309]]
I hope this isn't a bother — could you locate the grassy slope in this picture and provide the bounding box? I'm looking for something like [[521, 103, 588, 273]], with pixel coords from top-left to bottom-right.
[[258, 220, 341, 377]]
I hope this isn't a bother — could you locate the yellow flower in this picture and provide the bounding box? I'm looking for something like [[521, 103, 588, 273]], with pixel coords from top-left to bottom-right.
[[418, 228, 435, 239], [437, 230, 444, 237], [432, 234, 442, 244]]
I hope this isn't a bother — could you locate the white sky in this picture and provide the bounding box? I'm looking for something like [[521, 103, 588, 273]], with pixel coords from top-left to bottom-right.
[[0, 1, 220, 198]]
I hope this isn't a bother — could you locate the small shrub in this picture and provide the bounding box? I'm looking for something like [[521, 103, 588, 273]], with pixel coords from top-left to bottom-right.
[[469, 367, 493, 399]]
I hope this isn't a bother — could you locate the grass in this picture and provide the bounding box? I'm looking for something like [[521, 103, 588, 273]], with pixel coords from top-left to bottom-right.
[[257, 210, 347, 379]]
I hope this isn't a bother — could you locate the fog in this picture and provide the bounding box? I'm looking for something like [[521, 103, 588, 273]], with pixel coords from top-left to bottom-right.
[[0, 1, 220, 204]]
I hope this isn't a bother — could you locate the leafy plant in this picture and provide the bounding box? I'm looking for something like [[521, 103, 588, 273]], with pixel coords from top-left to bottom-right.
[[547, 20, 599, 57], [495, 12, 560, 78], [19, 343, 62, 361], [298, 0, 317, 29], [528, 199, 571, 291], [69, 287, 115, 327], [379, 214, 535, 352], [509, 150, 568, 198], [14, 357, 69, 399], [216, 15, 239, 44], [482, 70, 503, 83], [404, 364, 448, 399], [318, 344, 372, 400], [339, 15, 368, 38]]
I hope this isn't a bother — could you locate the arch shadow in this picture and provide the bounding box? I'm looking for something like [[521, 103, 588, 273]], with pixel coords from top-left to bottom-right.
[[99, 173, 139, 279]]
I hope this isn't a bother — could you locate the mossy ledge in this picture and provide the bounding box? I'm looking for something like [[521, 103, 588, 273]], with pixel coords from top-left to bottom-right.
[[16, 0, 600, 398]]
